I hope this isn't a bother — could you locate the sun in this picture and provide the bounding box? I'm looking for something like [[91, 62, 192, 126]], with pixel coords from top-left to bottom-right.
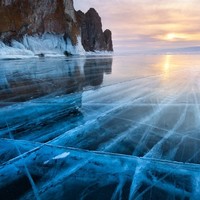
[[166, 33, 177, 41], [164, 33, 191, 41]]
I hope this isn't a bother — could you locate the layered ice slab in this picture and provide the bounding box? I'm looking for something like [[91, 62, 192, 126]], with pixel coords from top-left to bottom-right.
[[1, 54, 200, 199]]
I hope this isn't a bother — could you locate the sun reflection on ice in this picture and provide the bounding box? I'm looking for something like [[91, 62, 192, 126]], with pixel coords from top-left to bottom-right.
[[163, 55, 172, 80]]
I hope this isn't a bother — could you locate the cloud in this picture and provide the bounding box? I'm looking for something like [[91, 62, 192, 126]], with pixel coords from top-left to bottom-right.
[[74, 0, 200, 51]]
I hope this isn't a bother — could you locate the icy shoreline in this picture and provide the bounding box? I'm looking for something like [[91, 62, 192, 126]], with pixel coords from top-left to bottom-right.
[[0, 33, 113, 59], [0, 33, 85, 59]]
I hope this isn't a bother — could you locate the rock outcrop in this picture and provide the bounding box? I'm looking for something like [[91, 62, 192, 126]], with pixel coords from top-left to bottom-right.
[[0, 0, 113, 54], [0, 0, 79, 45], [77, 8, 113, 52]]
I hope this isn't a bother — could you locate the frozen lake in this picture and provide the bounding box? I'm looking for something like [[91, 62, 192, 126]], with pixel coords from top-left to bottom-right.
[[0, 54, 200, 199]]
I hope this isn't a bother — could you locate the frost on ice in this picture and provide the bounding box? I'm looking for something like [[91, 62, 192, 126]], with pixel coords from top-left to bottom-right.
[[0, 33, 85, 58]]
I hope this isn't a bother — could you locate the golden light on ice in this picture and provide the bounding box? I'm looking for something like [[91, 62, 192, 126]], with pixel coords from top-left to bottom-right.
[[162, 55, 173, 81]]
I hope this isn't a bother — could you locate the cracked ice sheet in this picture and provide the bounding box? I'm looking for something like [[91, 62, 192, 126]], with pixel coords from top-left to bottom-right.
[[1, 55, 200, 199], [50, 69, 200, 164], [0, 141, 199, 200]]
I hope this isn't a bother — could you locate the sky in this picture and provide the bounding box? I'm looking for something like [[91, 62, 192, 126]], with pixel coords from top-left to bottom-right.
[[74, 0, 200, 52]]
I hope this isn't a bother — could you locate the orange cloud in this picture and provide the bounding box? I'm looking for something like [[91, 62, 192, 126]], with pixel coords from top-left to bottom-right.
[[74, 0, 200, 51]]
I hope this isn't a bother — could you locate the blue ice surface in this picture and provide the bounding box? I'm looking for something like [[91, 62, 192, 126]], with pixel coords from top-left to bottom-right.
[[1, 54, 200, 199]]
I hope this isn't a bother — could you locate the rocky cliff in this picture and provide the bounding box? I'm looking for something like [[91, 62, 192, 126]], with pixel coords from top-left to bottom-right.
[[0, 0, 79, 44], [0, 0, 113, 56], [77, 8, 113, 52]]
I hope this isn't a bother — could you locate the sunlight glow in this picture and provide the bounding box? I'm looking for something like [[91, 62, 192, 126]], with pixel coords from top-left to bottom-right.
[[163, 55, 172, 80], [160, 33, 200, 42], [164, 55, 171, 70], [74, 0, 200, 50], [166, 33, 177, 41], [163, 33, 189, 41]]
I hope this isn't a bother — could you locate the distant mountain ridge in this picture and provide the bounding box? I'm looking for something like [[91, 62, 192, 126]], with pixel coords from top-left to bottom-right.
[[119, 46, 200, 55], [161, 46, 200, 53]]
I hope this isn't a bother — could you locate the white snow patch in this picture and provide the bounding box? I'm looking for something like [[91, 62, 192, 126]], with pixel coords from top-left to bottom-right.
[[43, 152, 70, 164], [53, 152, 70, 160]]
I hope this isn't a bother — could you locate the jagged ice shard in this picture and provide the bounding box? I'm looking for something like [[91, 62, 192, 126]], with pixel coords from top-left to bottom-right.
[[0, 54, 200, 199]]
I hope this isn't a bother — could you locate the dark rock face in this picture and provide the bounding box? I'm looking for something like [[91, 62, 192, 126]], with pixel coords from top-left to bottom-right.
[[0, 0, 79, 45], [77, 8, 113, 51], [104, 29, 113, 51], [0, 0, 113, 52]]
